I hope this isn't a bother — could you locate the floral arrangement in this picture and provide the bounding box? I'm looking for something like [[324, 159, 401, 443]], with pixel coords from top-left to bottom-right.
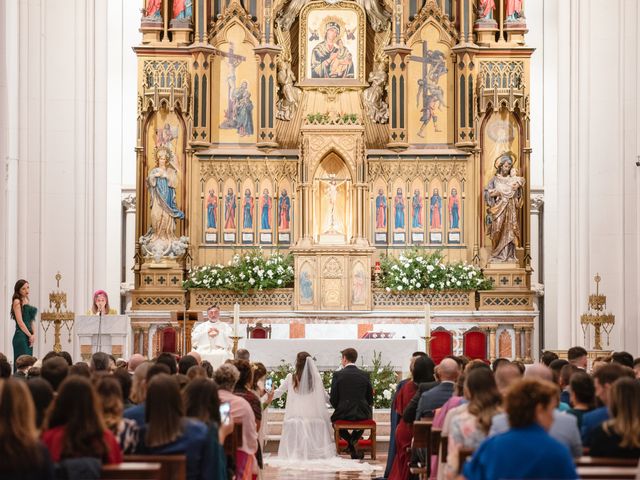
[[306, 112, 359, 125], [267, 351, 398, 410], [377, 249, 492, 292], [183, 250, 294, 293]]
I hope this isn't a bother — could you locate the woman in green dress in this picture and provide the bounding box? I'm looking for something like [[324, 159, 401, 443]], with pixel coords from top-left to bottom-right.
[[11, 279, 37, 371]]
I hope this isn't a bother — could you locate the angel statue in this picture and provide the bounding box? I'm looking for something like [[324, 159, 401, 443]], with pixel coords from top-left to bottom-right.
[[276, 0, 390, 32], [363, 63, 389, 124], [276, 59, 302, 121]]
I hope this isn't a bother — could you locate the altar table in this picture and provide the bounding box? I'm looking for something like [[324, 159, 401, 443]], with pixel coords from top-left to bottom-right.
[[242, 338, 421, 372]]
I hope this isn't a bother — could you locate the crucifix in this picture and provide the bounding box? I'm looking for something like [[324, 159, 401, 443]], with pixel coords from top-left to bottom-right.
[[318, 174, 350, 234], [219, 43, 246, 126], [410, 40, 431, 109]]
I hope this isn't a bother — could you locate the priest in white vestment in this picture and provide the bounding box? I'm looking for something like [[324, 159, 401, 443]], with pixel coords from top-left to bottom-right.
[[191, 304, 233, 368]]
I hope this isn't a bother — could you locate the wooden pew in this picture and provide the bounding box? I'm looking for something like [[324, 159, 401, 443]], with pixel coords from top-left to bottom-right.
[[123, 455, 186, 480], [410, 420, 432, 479], [101, 462, 161, 479], [576, 457, 638, 468], [457, 448, 474, 475], [576, 465, 637, 479]]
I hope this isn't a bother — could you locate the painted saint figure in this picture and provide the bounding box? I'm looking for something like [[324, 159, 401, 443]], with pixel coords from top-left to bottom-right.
[[278, 189, 291, 230], [242, 189, 254, 229], [412, 189, 423, 228], [300, 270, 313, 302], [172, 0, 193, 19], [375, 189, 387, 229], [430, 189, 442, 229], [206, 189, 218, 229], [478, 0, 496, 20], [224, 188, 236, 230], [260, 189, 272, 230], [505, 0, 523, 22], [394, 188, 405, 229], [352, 268, 366, 304], [145, 0, 162, 18], [484, 154, 524, 262], [147, 147, 184, 244], [235, 84, 254, 136], [310, 22, 354, 79], [449, 188, 460, 229]]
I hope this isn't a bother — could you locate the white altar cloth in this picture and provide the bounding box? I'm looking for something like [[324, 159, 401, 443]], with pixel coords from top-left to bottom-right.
[[242, 338, 421, 373]]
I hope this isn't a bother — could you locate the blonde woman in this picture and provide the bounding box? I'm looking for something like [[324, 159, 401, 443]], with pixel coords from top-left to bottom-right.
[[590, 378, 640, 459]]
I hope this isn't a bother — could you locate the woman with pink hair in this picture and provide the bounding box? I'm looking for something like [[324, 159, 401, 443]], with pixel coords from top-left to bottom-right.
[[89, 290, 117, 315]]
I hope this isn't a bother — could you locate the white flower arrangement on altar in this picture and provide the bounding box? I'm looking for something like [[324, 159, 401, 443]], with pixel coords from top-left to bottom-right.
[[183, 250, 294, 293], [377, 248, 493, 292], [267, 351, 398, 409]]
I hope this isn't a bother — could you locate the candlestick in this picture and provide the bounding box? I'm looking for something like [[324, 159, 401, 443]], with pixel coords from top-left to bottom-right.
[[424, 302, 432, 339], [233, 303, 240, 336], [230, 335, 242, 356], [421, 336, 432, 356]]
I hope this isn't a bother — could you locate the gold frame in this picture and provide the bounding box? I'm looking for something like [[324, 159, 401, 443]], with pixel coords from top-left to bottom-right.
[[298, 1, 366, 87]]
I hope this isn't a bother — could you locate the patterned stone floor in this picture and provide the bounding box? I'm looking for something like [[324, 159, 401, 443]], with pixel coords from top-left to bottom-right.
[[262, 455, 386, 480]]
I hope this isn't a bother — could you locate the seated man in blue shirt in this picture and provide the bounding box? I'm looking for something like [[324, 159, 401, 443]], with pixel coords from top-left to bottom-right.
[[581, 362, 634, 445], [464, 378, 577, 480]]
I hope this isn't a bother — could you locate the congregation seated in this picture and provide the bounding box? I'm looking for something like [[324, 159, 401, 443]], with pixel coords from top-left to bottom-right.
[[463, 378, 578, 479], [96, 375, 139, 454], [26, 377, 54, 432], [489, 363, 583, 457], [416, 357, 460, 419], [41, 376, 123, 465], [135, 373, 215, 480], [0, 378, 55, 479], [589, 377, 640, 459], [124, 362, 171, 427]]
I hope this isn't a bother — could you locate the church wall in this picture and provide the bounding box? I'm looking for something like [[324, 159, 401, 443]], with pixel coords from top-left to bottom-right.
[[537, 0, 640, 353], [0, 0, 137, 358]]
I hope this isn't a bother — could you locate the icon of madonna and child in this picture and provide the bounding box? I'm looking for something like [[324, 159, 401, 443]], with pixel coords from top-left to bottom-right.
[[309, 20, 355, 79]]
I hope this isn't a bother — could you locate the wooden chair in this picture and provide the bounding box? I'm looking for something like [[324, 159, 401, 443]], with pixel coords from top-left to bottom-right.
[[576, 457, 638, 467], [123, 455, 186, 480], [457, 448, 474, 475], [101, 462, 161, 479], [333, 419, 377, 460], [440, 434, 449, 465], [430, 327, 453, 365], [246, 322, 271, 339], [463, 327, 487, 361], [576, 466, 637, 479]]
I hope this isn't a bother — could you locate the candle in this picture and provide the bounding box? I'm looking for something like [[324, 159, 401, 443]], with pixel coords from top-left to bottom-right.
[[424, 302, 431, 338], [233, 303, 240, 336]]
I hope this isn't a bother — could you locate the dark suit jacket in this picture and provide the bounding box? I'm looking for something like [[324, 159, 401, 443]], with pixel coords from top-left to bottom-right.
[[402, 380, 439, 423], [330, 365, 373, 422], [415, 381, 454, 420]]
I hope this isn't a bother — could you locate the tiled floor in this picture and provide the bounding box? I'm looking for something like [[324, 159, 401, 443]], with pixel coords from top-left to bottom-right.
[[262, 456, 387, 480]]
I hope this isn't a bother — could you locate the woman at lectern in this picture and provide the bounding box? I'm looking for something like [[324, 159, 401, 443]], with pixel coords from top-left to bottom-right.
[[88, 290, 117, 315]]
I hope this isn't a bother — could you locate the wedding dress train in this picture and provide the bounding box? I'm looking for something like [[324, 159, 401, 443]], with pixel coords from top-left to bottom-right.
[[264, 358, 379, 473]]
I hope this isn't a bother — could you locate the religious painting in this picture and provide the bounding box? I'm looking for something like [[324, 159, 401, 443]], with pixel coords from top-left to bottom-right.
[[407, 23, 455, 145], [372, 180, 388, 244], [299, 262, 315, 306], [374, 186, 388, 230], [277, 181, 292, 232], [258, 179, 273, 230], [351, 261, 366, 306], [314, 154, 351, 244], [299, 3, 366, 86], [203, 178, 219, 244], [212, 24, 258, 143], [392, 182, 406, 231], [142, 110, 185, 256], [222, 179, 237, 236], [447, 179, 462, 244], [428, 180, 443, 244]]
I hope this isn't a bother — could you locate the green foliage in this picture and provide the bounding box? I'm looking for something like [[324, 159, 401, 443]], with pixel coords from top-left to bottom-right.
[[266, 351, 399, 410], [376, 248, 492, 292], [183, 250, 294, 292]]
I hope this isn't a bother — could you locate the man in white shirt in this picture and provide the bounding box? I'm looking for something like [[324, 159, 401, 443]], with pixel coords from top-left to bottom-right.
[[191, 304, 233, 368]]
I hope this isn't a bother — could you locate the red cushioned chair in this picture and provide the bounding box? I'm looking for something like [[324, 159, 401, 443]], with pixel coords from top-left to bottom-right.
[[333, 419, 377, 460], [430, 327, 453, 365], [160, 327, 177, 354], [463, 327, 487, 361], [246, 322, 271, 339]]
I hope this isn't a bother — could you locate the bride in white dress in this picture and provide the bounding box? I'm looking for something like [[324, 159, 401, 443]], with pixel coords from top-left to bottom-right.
[[265, 352, 378, 472]]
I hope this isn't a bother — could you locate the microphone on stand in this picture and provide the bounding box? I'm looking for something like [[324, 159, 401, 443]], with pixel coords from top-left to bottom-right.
[[97, 310, 103, 353]]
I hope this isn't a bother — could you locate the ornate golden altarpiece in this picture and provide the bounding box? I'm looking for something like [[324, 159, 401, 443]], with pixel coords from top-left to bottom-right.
[[131, 0, 536, 360]]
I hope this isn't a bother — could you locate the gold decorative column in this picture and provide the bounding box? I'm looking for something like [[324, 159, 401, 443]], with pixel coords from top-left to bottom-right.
[[523, 326, 533, 363], [385, 0, 411, 149], [514, 326, 523, 361]]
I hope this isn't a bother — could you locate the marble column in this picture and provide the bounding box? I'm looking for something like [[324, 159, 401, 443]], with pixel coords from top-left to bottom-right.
[[488, 326, 498, 362], [121, 193, 136, 312], [514, 327, 523, 361], [523, 326, 533, 363]]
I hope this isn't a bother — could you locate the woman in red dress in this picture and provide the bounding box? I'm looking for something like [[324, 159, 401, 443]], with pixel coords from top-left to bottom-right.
[[389, 356, 435, 480]]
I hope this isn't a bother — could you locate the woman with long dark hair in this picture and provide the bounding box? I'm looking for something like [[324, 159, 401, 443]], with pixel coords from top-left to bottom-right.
[[137, 374, 214, 480], [11, 279, 37, 371], [388, 355, 435, 480], [96, 376, 139, 454], [0, 378, 54, 479], [41, 376, 122, 464]]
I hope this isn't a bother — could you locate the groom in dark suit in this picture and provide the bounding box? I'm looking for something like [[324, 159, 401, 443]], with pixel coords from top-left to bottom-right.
[[330, 348, 373, 459]]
